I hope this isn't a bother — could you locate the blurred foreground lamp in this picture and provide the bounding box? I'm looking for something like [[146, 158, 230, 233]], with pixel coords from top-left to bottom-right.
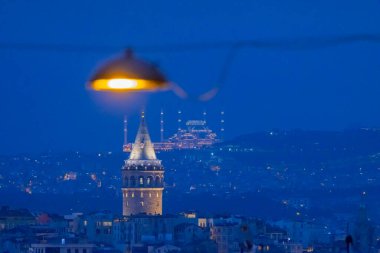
[[88, 49, 168, 92]]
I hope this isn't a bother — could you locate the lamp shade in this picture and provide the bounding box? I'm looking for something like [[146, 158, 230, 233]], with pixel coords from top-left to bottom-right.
[[88, 49, 168, 92]]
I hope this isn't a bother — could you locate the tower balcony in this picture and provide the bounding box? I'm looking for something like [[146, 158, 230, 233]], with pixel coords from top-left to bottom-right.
[[122, 174, 164, 188], [123, 160, 163, 171]]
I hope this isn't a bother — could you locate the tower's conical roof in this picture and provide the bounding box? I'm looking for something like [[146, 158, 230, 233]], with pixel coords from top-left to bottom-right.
[[129, 113, 157, 160]]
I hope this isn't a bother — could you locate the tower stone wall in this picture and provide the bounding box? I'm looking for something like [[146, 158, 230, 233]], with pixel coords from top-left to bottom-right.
[[121, 114, 164, 216], [122, 162, 164, 215]]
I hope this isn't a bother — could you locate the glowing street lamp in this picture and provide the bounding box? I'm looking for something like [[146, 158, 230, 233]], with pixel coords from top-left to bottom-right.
[[87, 49, 169, 92]]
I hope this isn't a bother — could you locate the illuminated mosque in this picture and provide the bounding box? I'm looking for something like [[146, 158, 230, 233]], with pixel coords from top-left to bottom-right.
[[123, 110, 224, 152]]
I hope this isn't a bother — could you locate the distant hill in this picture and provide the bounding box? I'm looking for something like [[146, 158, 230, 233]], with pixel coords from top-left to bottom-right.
[[219, 128, 380, 165]]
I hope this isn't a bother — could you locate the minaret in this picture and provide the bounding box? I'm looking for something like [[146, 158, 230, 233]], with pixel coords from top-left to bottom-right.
[[160, 109, 164, 142], [121, 112, 164, 216], [177, 110, 182, 131], [220, 111, 225, 141], [123, 115, 128, 146], [202, 110, 207, 123]]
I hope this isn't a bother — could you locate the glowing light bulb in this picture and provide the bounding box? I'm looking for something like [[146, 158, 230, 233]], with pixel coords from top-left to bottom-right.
[[107, 79, 138, 89]]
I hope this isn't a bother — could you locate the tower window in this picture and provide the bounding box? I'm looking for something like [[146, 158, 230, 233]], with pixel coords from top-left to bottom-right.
[[140, 192, 144, 198], [130, 176, 136, 186], [139, 176, 144, 185], [132, 193, 134, 198], [149, 193, 152, 198], [124, 176, 129, 186], [155, 176, 160, 186], [141, 201, 144, 206]]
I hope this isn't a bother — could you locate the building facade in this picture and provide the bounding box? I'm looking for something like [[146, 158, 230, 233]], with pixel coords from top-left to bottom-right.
[[30, 243, 95, 253], [121, 114, 164, 216]]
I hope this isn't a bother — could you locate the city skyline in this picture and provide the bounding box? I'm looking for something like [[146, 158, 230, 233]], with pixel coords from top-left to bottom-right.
[[1, 1, 380, 252]]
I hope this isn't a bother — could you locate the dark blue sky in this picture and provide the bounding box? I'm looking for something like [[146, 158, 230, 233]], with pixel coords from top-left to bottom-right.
[[1, 0, 380, 154]]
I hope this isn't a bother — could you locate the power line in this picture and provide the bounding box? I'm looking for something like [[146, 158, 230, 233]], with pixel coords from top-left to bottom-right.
[[2, 34, 379, 102], [0, 34, 380, 54], [0, 42, 119, 54]]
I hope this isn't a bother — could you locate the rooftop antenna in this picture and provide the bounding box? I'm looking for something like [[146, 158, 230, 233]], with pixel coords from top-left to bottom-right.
[[160, 109, 164, 142], [220, 111, 225, 141], [123, 115, 128, 147]]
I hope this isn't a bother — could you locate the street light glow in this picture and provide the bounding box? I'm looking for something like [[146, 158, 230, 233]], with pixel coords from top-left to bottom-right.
[[91, 78, 164, 92], [88, 49, 169, 93], [108, 79, 138, 89]]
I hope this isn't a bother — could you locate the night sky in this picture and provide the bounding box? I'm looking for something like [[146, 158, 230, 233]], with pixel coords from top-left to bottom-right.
[[1, 0, 380, 154]]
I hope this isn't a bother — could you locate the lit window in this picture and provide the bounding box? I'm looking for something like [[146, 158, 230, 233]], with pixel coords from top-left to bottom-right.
[[132, 193, 134, 198], [141, 192, 144, 198], [139, 177, 144, 185], [141, 201, 144, 206], [102, 221, 112, 226]]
